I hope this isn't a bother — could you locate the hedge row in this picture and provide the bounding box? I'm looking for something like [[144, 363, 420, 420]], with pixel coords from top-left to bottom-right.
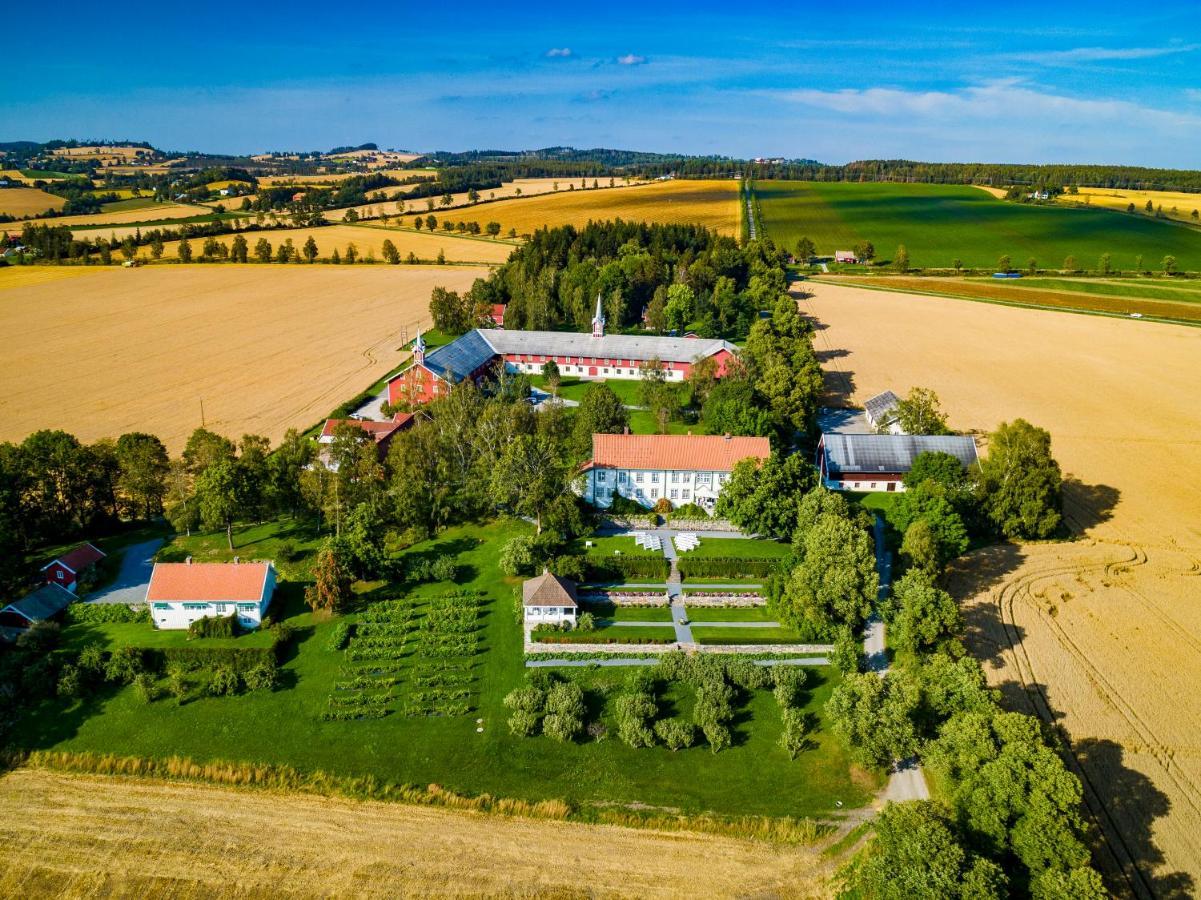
[[63, 602, 148, 625], [677, 557, 780, 579], [150, 646, 277, 673], [585, 554, 670, 582]]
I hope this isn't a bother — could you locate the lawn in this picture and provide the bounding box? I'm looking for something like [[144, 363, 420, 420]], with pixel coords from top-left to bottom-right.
[[529, 374, 645, 406], [583, 605, 673, 622], [572, 534, 662, 558], [756, 180, 1201, 270], [684, 607, 776, 622], [534, 625, 677, 644], [99, 197, 170, 213], [9, 518, 877, 819], [60, 619, 278, 654], [676, 537, 791, 559]]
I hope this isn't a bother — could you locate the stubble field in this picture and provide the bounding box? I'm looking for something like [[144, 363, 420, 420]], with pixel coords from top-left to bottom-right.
[[0, 768, 836, 898], [0, 264, 487, 451], [799, 281, 1201, 893], [1058, 186, 1201, 225], [0, 186, 66, 217], [25, 202, 208, 230]]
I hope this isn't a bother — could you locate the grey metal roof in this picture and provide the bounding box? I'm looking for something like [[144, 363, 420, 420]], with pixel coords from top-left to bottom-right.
[[481, 329, 737, 364], [821, 433, 978, 475], [422, 329, 498, 383], [864, 391, 900, 423], [3, 583, 75, 622]]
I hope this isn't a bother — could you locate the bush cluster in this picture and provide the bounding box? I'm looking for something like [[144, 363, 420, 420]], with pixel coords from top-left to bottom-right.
[[62, 602, 149, 625], [677, 556, 780, 579], [584, 554, 670, 582]]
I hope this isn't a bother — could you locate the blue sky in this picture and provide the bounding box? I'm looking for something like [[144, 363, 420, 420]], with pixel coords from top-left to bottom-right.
[[4, 2, 1199, 166]]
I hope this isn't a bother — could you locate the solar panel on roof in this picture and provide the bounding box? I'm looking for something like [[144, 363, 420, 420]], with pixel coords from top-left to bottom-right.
[[822, 434, 978, 475]]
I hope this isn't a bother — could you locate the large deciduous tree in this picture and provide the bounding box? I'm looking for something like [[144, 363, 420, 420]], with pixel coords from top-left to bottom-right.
[[977, 419, 1062, 539], [715, 453, 817, 539], [784, 511, 877, 632]]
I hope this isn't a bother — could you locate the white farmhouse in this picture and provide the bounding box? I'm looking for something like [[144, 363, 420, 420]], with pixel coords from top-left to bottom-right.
[[581, 433, 771, 512], [146, 560, 276, 630], [522, 569, 578, 625]]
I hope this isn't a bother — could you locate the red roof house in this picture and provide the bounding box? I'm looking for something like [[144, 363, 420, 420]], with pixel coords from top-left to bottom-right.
[[146, 560, 277, 630], [489, 304, 506, 327], [317, 416, 414, 468], [41, 542, 106, 594]]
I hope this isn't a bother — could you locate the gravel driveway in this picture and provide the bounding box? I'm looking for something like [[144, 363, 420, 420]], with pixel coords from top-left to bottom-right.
[[86, 538, 163, 605]]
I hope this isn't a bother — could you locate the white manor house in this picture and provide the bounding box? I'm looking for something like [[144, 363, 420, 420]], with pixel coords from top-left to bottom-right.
[[581, 432, 771, 511]]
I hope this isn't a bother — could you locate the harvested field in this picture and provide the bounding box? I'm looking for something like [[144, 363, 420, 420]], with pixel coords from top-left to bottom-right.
[[0, 186, 65, 217], [51, 144, 152, 162], [800, 281, 1201, 893], [0, 768, 835, 898], [1059, 187, 1201, 225], [151, 224, 515, 265], [25, 202, 208, 230], [0, 264, 487, 451], [820, 275, 1201, 326], [256, 169, 436, 187], [327, 176, 643, 223], [446, 179, 741, 237]]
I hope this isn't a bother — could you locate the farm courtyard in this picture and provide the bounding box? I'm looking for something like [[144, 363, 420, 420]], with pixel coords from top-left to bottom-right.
[[0, 264, 488, 452], [799, 279, 1201, 889]]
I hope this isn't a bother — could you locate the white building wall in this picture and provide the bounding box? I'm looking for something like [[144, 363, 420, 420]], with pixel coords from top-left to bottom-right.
[[151, 567, 277, 630], [523, 606, 578, 624], [506, 361, 685, 382], [585, 466, 730, 509]]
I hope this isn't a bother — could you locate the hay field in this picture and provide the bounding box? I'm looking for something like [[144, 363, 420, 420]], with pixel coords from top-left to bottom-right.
[[256, 169, 437, 187], [51, 144, 151, 162], [0, 264, 486, 452], [0, 769, 835, 899], [327, 176, 640, 222], [420, 179, 741, 237], [0, 186, 65, 216], [799, 281, 1201, 891], [151, 224, 514, 264], [1060, 187, 1201, 225]]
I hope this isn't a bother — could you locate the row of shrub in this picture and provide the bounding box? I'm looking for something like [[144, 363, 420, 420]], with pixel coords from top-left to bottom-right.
[[533, 633, 674, 645], [676, 556, 781, 579], [583, 554, 670, 582], [62, 602, 148, 625]]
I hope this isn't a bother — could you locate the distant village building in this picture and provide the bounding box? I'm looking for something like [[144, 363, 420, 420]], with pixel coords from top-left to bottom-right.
[[834, 250, 857, 264], [522, 569, 579, 625], [581, 432, 771, 512], [0, 583, 75, 629], [146, 560, 276, 630], [41, 543, 106, 594], [388, 297, 738, 407], [816, 434, 978, 493], [863, 391, 902, 433]]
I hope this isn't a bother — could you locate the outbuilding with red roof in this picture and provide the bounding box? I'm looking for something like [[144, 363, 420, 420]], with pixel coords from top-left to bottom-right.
[[41, 542, 106, 594], [146, 559, 276, 630]]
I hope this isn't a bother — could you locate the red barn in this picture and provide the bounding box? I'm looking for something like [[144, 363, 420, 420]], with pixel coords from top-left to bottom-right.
[[317, 416, 414, 467], [41, 542, 106, 594]]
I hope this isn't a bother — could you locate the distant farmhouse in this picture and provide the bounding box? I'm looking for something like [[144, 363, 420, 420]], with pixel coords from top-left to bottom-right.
[[581, 432, 771, 512], [816, 433, 978, 493], [0, 583, 75, 629], [388, 299, 738, 407], [317, 416, 414, 469], [147, 560, 276, 630], [41, 542, 106, 594]]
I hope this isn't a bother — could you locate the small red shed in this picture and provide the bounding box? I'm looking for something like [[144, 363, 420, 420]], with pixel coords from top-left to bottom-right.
[[41, 542, 106, 594]]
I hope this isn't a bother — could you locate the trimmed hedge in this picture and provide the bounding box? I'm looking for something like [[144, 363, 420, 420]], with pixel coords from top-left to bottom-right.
[[585, 554, 670, 582], [150, 645, 277, 673], [677, 557, 781, 579], [63, 602, 149, 625]]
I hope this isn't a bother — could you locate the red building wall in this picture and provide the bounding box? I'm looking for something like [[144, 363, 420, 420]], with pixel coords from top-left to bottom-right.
[[44, 562, 77, 592]]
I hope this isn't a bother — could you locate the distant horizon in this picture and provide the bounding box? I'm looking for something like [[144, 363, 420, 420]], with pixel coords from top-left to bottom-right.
[[3, 2, 1199, 169]]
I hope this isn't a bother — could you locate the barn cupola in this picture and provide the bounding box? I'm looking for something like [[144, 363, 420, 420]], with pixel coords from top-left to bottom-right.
[[413, 331, 426, 364], [591, 293, 605, 338]]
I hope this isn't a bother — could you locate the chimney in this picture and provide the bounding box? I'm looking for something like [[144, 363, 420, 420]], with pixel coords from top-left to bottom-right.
[[723, 433, 732, 441], [623, 425, 630, 435], [233, 556, 239, 564], [185, 556, 192, 564]]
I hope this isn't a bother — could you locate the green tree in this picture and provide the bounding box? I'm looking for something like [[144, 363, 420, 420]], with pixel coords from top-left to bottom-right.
[[254, 238, 271, 262], [114, 432, 169, 518], [486, 221, 501, 236], [230, 234, 248, 262], [499, 534, 537, 576], [1163, 255, 1178, 275], [701, 375, 773, 437], [784, 512, 877, 631], [794, 236, 815, 263], [715, 453, 817, 539], [381, 239, 399, 264], [842, 801, 1008, 900], [900, 518, 940, 578], [150, 234, 164, 259], [654, 719, 696, 751], [895, 481, 969, 568], [645, 286, 668, 333], [895, 387, 949, 435], [429, 286, 471, 334], [741, 298, 823, 435], [182, 428, 235, 476], [997, 254, 1011, 272], [894, 244, 910, 272], [571, 383, 629, 456], [827, 671, 919, 768], [778, 707, 810, 759], [978, 419, 1062, 539], [177, 237, 192, 263], [891, 570, 962, 655], [194, 458, 241, 549], [1098, 252, 1111, 274], [664, 283, 695, 333], [305, 539, 353, 613], [540, 359, 561, 394], [440, 192, 453, 208], [303, 236, 319, 262]]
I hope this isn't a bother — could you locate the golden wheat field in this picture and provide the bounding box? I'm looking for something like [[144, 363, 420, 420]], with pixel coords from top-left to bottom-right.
[[149, 224, 515, 264], [449, 178, 742, 237], [0, 769, 834, 899], [256, 169, 437, 187], [0, 186, 66, 217], [27, 202, 205, 230], [799, 281, 1201, 893], [1058, 187, 1201, 225], [326, 176, 642, 222], [51, 145, 151, 161], [0, 264, 487, 452]]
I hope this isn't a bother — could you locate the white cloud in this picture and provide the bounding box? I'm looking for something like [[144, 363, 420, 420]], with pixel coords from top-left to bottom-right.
[[545, 47, 572, 58], [616, 54, 647, 66], [1012, 43, 1199, 64]]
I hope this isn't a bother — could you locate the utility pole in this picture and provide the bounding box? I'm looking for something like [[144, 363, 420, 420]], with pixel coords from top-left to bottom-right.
[[200, 397, 205, 428]]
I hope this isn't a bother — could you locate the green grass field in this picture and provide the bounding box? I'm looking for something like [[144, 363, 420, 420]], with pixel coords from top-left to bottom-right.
[[685, 606, 776, 622], [572, 534, 661, 558], [756, 181, 1201, 270], [967, 276, 1201, 303], [677, 537, 791, 559], [692, 626, 808, 645], [99, 197, 170, 213], [9, 519, 876, 819]]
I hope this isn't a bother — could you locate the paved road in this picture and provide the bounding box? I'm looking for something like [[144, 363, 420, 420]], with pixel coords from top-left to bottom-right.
[[86, 538, 163, 605], [867, 514, 930, 802], [746, 193, 757, 239]]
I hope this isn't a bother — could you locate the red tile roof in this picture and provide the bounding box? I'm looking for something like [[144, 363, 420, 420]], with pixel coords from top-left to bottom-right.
[[320, 418, 404, 443], [45, 542, 106, 573], [147, 562, 272, 603], [591, 433, 771, 472]]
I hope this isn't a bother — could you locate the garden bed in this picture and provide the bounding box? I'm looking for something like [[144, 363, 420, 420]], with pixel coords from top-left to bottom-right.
[[578, 590, 669, 607], [678, 591, 765, 606], [692, 626, 807, 645], [532, 626, 678, 645]]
